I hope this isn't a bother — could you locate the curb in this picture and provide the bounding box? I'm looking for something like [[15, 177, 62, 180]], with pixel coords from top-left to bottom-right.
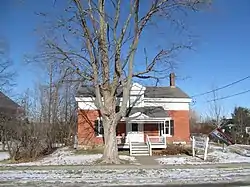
[[1, 162, 250, 171]]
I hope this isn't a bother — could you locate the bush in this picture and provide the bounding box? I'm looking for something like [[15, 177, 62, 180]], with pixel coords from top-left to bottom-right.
[[153, 144, 192, 156], [1, 118, 55, 161]]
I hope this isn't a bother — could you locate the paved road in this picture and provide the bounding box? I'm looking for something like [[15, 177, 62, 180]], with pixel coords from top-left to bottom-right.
[[2, 167, 250, 187], [2, 162, 250, 170], [2, 182, 250, 187]]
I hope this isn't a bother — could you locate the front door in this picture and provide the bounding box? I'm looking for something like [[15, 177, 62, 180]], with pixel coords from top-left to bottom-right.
[[126, 123, 144, 143]]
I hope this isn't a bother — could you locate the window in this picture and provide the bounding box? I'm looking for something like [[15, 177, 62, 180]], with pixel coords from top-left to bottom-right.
[[95, 118, 104, 136], [160, 120, 174, 136], [165, 121, 170, 135], [132, 123, 138, 132]]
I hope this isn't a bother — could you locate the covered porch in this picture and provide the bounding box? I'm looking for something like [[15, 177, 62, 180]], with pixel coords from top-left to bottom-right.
[[116, 121, 168, 149], [115, 106, 171, 150]]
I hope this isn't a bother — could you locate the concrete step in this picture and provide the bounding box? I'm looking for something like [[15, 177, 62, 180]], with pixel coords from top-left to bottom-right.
[[131, 146, 148, 150], [131, 153, 150, 156], [131, 149, 149, 152], [131, 148, 149, 152], [131, 144, 148, 147]]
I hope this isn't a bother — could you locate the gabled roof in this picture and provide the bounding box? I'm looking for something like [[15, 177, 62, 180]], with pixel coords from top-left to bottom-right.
[[126, 106, 168, 118], [76, 85, 190, 99], [144, 86, 190, 98], [0, 91, 20, 115]]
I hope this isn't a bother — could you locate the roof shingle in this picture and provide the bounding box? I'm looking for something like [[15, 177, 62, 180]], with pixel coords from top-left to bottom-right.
[[76, 85, 190, 99], [126, 106, 168, 118]]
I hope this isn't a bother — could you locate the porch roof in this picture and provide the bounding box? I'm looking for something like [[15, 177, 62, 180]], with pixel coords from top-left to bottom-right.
[[126, 106, 168, 118]]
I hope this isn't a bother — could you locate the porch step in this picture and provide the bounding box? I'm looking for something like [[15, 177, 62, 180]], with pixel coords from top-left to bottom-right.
[[130, 143, 150, 156], [132, 153, 150, 156], [131, 146, 148, 150], [131, 150, 149, 154]]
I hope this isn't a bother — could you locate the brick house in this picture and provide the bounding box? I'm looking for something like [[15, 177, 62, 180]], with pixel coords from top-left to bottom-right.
[[75, 73, 192, 153]]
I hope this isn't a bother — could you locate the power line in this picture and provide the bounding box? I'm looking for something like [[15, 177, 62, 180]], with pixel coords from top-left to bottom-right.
[[191, 75, 250, 98], [207, 89, 250, 102]]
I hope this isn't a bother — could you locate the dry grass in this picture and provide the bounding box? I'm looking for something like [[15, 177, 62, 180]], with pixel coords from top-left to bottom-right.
[[75, 146, 130, 155], [153, 144, 192, 156], [75, 147, 104, 155]]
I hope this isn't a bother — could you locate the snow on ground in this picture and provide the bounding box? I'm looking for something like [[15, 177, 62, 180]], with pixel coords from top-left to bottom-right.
[[157, 149, 250, 165], [1, 167, 250, 186], [0, 147, 136, 166], [0, 152, 9, 161]]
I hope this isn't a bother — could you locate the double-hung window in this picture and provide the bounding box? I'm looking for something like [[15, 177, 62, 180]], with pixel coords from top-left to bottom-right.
[[160, 120, 174, 136], [94, 118, 104, 136]]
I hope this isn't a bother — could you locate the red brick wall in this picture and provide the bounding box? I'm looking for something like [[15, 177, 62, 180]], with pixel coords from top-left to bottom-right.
[[77, 110, 103, 146], [77, 110, 126, 146], [144, 123, 161, 143], [144, 124, 159, 136], [77, 109, 190, 146], [167, 110, 190, 144]]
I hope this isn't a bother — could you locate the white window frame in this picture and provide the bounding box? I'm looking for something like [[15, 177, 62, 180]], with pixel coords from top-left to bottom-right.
[[160, 120, 172, 137], [96, 117, 104, 137]]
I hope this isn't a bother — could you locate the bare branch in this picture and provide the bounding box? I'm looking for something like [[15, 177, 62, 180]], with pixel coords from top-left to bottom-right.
[[0, 39, 16, 91], [34, 0, 211, 163]]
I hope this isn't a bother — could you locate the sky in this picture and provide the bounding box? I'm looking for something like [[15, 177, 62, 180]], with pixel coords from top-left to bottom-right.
[[1, 0, 250, 118]]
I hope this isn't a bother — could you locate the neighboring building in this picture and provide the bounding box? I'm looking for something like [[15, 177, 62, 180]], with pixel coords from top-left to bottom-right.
[[0, 91, 22, 151], [0, 91, 21, 117], [75, 73, 192, 154]]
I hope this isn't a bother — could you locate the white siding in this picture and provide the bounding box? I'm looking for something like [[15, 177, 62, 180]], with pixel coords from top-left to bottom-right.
[[77, 98, 190, 111], [75, 83, 191, 111], [78, 101, 97, 110], [144, 102, 190, 111]]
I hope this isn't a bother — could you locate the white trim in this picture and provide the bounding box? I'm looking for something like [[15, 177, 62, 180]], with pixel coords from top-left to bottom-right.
[[158, 123, 161, 136], [144, 98, 192, 103], [76, 96, 191, 110], [165, 134, 173, 137], [75, 97, 191, 103], [96, 117, 104, 137], [128, 112, 149, 119], [75, 97, 95, 102], [160, 119, 173, 136], [124, 118, 170, 123], [126, 122, 144, 143]]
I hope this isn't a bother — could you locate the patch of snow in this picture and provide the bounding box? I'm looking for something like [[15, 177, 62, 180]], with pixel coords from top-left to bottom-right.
[[209, 143, 224, 151], [0, 147, 136, 166], [210, 150, 250, 163], [226, 144, 250, 156], [1, 168, 250, 186], [157, 149, 250, 165], [119, 155, 136, 162], [0, 152, 10, 161]]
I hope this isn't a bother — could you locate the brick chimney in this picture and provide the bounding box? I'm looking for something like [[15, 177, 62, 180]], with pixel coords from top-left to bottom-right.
[[170, 73, 175, 87]]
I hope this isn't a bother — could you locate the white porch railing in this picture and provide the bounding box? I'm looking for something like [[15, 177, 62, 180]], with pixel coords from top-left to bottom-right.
[[129, 138, 132, 156], [146, 134, 152, 156], [116, 136, 126, 144], [148, 136, 165, 144], [117, 135, 167, 149]]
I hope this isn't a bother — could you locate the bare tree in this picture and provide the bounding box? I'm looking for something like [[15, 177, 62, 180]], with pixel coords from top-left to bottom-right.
[[0, 38, 16, 92], [189, 109, 200, 132], [207, 88, 225, 128], [38, 0, 211, 163]]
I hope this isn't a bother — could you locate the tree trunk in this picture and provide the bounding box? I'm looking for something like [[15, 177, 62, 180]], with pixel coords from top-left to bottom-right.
[[101, 119, 120, 164]]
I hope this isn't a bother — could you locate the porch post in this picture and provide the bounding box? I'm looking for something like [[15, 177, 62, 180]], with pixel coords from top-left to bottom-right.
[[126, 121, 129, 143], [163, 120, 167, 147]]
